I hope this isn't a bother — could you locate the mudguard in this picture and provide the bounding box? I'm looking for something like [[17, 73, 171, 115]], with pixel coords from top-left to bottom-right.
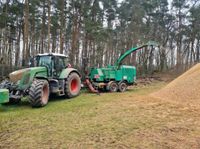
[[59, 68, 81, 79]]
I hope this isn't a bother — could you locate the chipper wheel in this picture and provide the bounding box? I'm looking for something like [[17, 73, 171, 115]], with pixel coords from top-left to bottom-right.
[[65, 72, 81, 98], [118, 82, 128, 92], [29, 79, 49, 107], [107, 81, 118, 92]]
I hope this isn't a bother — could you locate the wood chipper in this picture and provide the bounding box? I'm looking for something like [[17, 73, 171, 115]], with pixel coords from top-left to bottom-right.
[[0, 53, 81, 107], [85, 41, 158, 93]]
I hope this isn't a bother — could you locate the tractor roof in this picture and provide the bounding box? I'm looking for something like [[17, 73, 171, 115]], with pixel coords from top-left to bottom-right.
[[37, 53, 68, 58]]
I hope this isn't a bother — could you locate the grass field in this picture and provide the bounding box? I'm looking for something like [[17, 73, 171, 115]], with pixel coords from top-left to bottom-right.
[[1, 82, 200, 149]]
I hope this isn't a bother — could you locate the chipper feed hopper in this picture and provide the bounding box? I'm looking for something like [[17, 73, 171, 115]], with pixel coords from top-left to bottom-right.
[[0, 53, 81, 107], [86, 41, 158, 92]]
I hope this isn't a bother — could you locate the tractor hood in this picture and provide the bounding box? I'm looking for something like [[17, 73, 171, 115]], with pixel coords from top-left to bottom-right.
[[9, 68, 30, 83], [9, 67, 46, 83]]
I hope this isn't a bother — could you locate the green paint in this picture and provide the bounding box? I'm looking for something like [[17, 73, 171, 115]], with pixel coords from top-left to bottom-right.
[[18, 67, 47, 90], [0, 89, 9, 104], [89, 65, 136, 84], [89, 42, 157, 87], [59, 68, 79, 79], [114, 41, 158, 68]]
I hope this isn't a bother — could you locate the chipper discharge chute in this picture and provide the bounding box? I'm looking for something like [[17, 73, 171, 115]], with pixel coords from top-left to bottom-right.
[[86, 41, 158, 93], [0, 53, 81, 108]]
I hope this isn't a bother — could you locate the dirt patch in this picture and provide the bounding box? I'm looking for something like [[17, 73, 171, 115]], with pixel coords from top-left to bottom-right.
[[151, 63, 200, 104]]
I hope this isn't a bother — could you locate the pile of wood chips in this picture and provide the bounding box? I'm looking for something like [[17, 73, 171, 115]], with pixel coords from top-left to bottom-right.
[[152, 63, 200, 103]]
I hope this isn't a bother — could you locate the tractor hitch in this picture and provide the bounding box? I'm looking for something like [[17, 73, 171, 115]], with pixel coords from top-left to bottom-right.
[[85, 78, 100, 95]]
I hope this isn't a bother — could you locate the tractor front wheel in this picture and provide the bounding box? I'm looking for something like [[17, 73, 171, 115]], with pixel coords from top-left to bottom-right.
[[65, 72, 81, 98], [29, 79, 49, 107]]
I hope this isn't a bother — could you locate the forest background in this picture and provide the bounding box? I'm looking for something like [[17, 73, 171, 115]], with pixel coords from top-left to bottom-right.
[[0, 0, 200, 77]]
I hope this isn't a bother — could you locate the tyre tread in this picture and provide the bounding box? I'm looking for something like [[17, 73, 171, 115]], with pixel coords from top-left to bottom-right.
[[29, 79, 49, 107]]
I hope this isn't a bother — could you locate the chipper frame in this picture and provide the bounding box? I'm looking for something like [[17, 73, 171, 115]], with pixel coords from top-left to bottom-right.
[[86, 41, 158, 93]]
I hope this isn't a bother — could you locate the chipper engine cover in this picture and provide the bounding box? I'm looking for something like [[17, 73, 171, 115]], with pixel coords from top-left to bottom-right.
[[0, 89, 9, 104]]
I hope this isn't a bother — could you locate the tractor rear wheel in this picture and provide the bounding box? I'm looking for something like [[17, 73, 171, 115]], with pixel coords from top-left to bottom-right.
[[65, 72, 81, 98], [118, 82, 128, 92], [29, 79, 49, 107], [107, 81, 118, 92]]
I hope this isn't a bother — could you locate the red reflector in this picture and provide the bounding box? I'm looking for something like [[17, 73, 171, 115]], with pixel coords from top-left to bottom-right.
[[94, 75, 100, 79]]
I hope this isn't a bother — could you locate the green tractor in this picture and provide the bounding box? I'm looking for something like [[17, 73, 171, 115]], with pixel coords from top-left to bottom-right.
[[86, 41, 158, 92], [0, 53, 81, 107]]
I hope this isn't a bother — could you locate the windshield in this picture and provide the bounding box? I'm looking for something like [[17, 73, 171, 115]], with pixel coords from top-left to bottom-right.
[[30, 55, 68, 77], [36, 56, 52, 67], [30, 56, 52, 67], [54, 57, 68, 69], [39, 56, 52, 76]]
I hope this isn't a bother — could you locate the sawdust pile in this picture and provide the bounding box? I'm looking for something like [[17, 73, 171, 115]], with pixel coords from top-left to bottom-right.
[[152, 63, 200, 102]]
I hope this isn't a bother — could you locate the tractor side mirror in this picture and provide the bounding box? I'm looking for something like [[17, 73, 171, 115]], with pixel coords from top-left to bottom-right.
[[28, 62, 32, 67], [67, 63, 72, 68], [29, 58, 34, 67]]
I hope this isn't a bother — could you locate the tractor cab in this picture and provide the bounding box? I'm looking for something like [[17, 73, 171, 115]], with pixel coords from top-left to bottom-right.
[[30, 53, 68, 78]]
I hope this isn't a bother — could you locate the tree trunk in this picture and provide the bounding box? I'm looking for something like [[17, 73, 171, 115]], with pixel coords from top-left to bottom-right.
[[59, 0, 65, 54], [24, 0, 29, 66], [71, 8, 79, 66], [40, 0, 46, 54], [196, 40, 200, 62], [15, 19, 22, 67], [52, 29, 56, 53], [47, 0, 51, 52]]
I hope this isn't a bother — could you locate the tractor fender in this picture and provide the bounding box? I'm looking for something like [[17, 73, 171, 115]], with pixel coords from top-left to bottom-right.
[[29, 68, 48, 85], [59, 68, 81, 79], [35, 76, 48, 81]]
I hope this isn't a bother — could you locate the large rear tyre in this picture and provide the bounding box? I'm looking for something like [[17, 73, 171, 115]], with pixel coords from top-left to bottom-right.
[[65, 73, 81, 98], [29, 79, 49, 107], [118, 82, 128, 92]]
